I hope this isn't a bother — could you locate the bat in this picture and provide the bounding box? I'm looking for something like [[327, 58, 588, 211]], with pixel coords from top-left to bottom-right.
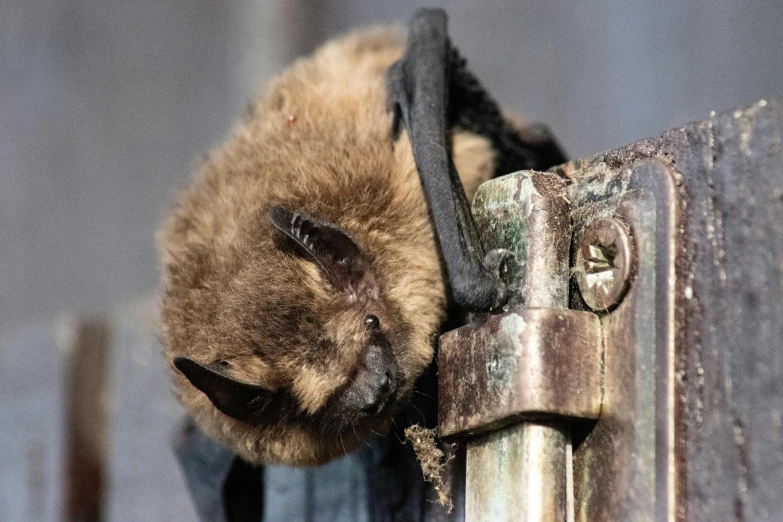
[[159, 9, 565, 467]]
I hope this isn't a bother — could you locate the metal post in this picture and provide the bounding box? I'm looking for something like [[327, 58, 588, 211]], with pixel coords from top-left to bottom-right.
[[437, 171, 599, 522], [470, 172, 571, 522]]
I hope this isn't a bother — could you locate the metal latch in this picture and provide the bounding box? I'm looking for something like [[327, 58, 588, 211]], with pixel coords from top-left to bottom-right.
[[438, 159, 680, 521]]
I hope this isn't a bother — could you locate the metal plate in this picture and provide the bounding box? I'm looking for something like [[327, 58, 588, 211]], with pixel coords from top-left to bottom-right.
[[569, 159, 683, 522], [438, 308, 602, 438]]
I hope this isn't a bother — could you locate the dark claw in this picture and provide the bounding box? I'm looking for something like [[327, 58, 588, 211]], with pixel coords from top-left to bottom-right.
[[482, 248, 511, 310], [483, 248, 512, 281]]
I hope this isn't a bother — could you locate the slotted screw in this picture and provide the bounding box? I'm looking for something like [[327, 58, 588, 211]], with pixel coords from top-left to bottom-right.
[[576, 218, 633, 311]]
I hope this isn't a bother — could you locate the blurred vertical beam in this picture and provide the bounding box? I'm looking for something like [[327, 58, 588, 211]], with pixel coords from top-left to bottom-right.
[[62, 318, 112, 522], [0, 322, 67, 521], [104, 301, 199, 522]]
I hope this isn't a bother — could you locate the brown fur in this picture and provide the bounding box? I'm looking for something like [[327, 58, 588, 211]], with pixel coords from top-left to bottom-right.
[[158, 26, 497, 466]]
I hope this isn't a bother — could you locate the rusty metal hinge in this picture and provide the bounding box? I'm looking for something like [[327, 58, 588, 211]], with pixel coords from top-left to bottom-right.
[[438, 159, 681, 521]]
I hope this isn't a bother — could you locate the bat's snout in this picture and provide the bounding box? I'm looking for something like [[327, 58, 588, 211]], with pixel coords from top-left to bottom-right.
[[357, 341, 398, 414], [339, 315, 400, 416]]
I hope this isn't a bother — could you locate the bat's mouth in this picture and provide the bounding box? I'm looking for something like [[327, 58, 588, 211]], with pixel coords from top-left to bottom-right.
[[333, 363, 400, 415], [318, 360, 409, 436], [338, 314, 401, 414], [312, 315, 416, 436]]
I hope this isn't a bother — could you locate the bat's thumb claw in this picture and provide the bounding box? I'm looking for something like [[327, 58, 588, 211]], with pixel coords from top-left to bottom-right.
[[483, 248, 512, 281], [483, 248, 511, 310]]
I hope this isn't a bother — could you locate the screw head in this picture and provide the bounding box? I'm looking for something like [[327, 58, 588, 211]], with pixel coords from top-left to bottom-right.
[[576, 218, 633, 311]]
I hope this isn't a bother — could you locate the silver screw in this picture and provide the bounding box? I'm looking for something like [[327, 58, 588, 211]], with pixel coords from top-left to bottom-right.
[[576, 218, 633, 311]]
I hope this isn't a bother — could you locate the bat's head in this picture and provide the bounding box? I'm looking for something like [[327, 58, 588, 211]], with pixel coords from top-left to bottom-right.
[[158, 6, 524, 464], [158, 27, 472, 466], [163, 197, 439, 466]]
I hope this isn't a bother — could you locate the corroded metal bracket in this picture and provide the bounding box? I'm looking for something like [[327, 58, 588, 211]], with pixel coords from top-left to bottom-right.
[[438, 159, 682, 521], [439, 307, 602, 438], [439, 170, 591, 522]]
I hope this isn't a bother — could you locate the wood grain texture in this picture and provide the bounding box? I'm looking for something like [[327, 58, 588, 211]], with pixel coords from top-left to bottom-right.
[[675, 99, 783, 522], [562, 98, 783, 520]]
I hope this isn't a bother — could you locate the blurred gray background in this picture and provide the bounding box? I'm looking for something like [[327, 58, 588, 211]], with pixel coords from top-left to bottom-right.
[[3, 1, 783, 520], [3, 0, 783, 331]]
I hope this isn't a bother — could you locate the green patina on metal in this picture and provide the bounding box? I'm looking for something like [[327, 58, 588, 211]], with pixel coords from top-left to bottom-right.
[[472, 173, 535, 307]]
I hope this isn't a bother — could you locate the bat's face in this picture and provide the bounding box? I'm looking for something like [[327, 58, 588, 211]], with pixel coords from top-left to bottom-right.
[[162, 159, 442, 465], [168, 203, 425, 459], [160, 28, 431, 466], [161, 137, 444, 465], [160, 26, 498, 466]]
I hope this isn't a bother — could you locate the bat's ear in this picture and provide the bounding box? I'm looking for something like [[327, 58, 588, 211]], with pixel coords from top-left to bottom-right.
[[269, 206, 370, 293], [173, 357, 277, 424]]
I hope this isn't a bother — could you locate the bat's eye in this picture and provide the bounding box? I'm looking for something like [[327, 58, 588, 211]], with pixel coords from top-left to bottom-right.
[[364, 315, 380, 329], [214, 360, 230, 368]]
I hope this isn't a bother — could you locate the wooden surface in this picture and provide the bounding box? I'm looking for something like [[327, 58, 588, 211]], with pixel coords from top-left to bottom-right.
[[673, 99, 783, 521], [563, 98, 783, 520]]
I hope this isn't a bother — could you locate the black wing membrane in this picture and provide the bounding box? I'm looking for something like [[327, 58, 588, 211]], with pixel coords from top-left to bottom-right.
[[387, 8, 566, 312], [447, 48, 568, 176]]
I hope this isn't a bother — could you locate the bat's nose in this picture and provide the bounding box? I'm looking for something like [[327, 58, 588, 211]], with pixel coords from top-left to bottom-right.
[[361, 372, 394, 414], [359, 367, 396, 413], [347, 318, 399, 414], [358, 339, 398, 414]]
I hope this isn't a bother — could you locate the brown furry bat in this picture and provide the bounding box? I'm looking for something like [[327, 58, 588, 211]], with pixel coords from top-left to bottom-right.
[[159, 11, 563, 467]]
